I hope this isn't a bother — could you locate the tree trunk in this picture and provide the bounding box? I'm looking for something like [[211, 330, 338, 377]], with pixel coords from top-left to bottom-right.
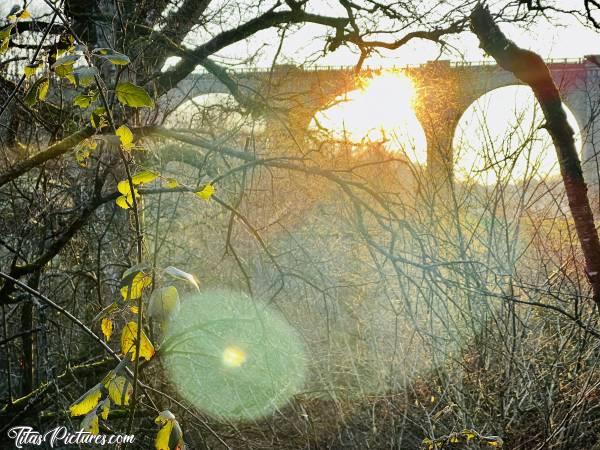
[[469, 4, 600, 310]]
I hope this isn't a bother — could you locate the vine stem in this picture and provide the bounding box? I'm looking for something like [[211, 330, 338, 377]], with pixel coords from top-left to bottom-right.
[[38, 0, 147, 434]]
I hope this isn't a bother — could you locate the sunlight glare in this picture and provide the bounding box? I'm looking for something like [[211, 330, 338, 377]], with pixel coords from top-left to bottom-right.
[[313, 71, 427, 164], [454, 86, 581, 185]]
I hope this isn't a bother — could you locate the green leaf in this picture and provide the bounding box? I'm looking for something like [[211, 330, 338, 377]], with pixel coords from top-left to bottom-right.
[[148, 286, 180, 322], [93, 48, 130, 65], [74, 94, 91, 109], [115, 82, 154, 108], [24, 77, 49, 107], [0, 24, 14, 55], [72, 67, 98, 87], [73, 91, 97, 109], [0, 24, 14, 40], [80, 410, 99, 435], [74, 138, 97, 166], [51, 53, 80, 69], [90, 107, 108, 129], [54, 64, 74, 79], [131, 170, 158, 185]]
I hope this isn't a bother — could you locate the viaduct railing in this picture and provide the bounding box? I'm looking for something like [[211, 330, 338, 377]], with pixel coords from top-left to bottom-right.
[[191, 57, 596, 76]]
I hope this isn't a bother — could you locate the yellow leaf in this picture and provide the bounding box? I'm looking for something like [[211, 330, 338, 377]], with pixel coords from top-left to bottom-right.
[[117, 180, 134, 195], [117, 180, 131, 195], [155, 411, 183, 450], [73, 92, 97, 109], [69, 383, 102, 417], [155, 420, 173, 450], [116, 195, 131, 209], [104, 373, 133, 406], [120, 271, 151, 300], [24, 62, 41, 79], [463, 430, 476, 441], [38, 79, 49, 101], [121, 321, 155, 361], [1, 36, 9, 54], [99, 398, 110, 420], [194, 183, 215, 201], [101, 317, 113, 341], [165, 178, 178, 188], [129, 305, 139, 314], [81, 411, 99, 435], [116, 125, 134, 151], [131, 170, 158, 185], [116, 178, 142, 210], [55, 62, 74, 78]]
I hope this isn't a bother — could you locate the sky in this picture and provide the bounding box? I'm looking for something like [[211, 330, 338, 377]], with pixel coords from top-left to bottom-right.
[[259, 13, 599, 68], [6, 0, 599, 69]]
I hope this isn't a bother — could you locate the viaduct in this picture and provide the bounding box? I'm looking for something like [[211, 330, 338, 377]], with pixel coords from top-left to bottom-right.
[[164, 58, 600, 184]]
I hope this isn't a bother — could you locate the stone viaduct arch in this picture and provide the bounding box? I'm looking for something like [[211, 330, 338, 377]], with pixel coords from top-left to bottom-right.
[[164, 59, 600, 184]]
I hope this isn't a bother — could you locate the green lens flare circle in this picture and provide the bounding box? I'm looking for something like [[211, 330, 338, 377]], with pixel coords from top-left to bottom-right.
[[163, 289, 306, 421]]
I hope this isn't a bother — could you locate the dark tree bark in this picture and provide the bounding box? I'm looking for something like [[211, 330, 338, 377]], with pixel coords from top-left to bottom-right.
[[470, 4, 600, 310]]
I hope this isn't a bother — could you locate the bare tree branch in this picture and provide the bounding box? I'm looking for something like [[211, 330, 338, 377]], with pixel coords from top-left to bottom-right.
[[470, 3, 600, 309]]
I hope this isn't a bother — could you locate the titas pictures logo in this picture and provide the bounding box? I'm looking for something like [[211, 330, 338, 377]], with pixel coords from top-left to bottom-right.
[[7, 426, 135, 448]]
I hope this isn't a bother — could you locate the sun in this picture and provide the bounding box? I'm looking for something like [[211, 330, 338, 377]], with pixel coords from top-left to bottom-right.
[[312, 70, 427, 164]]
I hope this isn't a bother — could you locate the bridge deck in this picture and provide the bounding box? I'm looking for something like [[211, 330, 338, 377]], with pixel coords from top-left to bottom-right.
[[191, 57, 598, 75]]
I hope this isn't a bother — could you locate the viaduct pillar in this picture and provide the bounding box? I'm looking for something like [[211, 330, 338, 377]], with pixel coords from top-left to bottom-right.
[[411, 62, 468, 188]]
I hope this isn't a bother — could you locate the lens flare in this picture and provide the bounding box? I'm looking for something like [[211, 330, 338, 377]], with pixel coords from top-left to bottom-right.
[[222, 345, 247, 368], [163, 289, 306, 421]]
